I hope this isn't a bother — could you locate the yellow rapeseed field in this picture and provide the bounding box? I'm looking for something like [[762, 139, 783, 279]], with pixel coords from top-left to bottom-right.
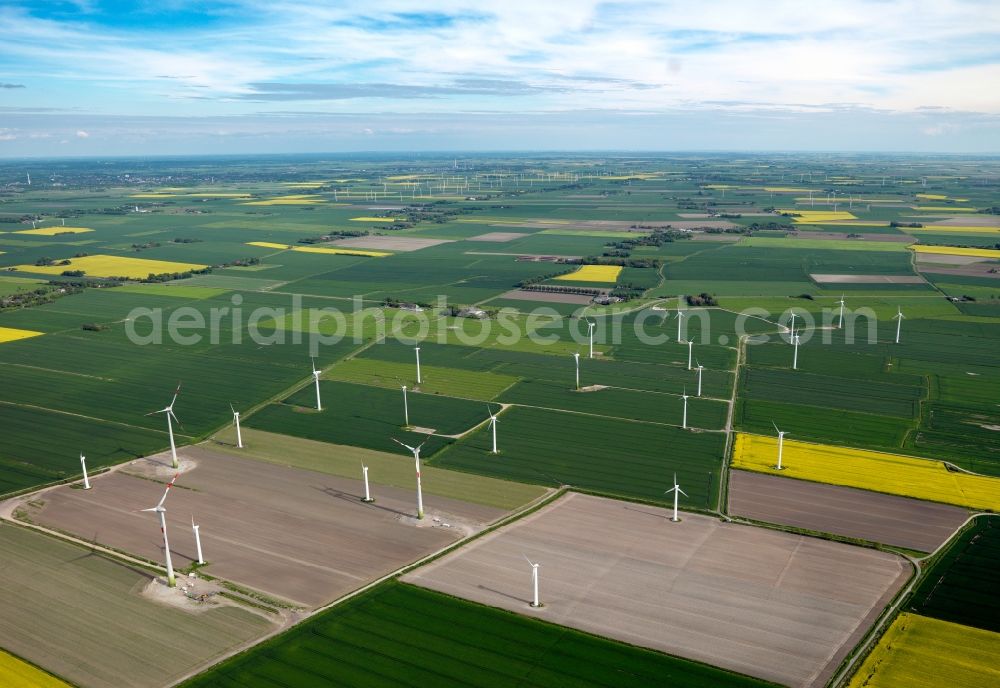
[[554, 265, 623, 283], [245, 242, 389, 257], [908, 226, 1000, 234], [186, 193, 251, 198], [731, 433, 1000, 511], [915, 193, 948, 200], [12, 255, 208, 279], [913, 206, 978, 212], [242, 194, 325, 206], [848, 614, 1000, 688], [776, 209, 858, 223], [0, 327, 44, 344], [0, 649, 70, 688], [14, 227, 93, 236], [130, 193, 178, 198], [911, 245, 1000, 259]]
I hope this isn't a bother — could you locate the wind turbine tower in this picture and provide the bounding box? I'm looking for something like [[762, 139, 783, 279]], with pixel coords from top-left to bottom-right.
[[676, 311, 685, 342], [141, 473, 179, 587], [191, 516, 205, 565], [665, 473, 687, 522], [80, 452, 91, 490], [415, 346, 422, 385], [392, 439, 426, 519], [230, 404, 243, 448], [487, 406, 499, 454], [893, 307, 905, 344], [837, 295, 846, 329], [695, 361, 704, 397], [687, 340, 694, 370], [573, 352, 580, 390], [401, 384, 409, 426], [773, 422, 787, 470], [361, 463, 373, 502], [792, 330, 801, 370], [681, 389, 689, 429], [524, 555, 541, 607], [147, 384, 182, 469], [587, 320, 596, 359], [310, 358, 322, 410]]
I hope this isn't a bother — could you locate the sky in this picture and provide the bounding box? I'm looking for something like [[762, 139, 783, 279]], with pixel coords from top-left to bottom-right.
[[1, 0, 1000, 156]]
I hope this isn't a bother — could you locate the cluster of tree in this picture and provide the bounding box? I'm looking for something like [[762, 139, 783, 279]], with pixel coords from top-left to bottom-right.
[[61, 270, 86, 277], [297, 230, 368, 244], [131, 241, 161, 251], [382, 296, 432, 309], [890, 221, 923, 228], [686, 293, 718, 307], [81, 323, 107, 332], [572, 256, 662, 269], [100, 267, 212, 283], [34, 257, 72, 267], [0, 283, 88, 311], [519, 284, 602, 295], [220, 257, 262, 267], [608, 285, 644, 301], [746, 222, 793, 231], [172, 237, 203, 243], [516, 268, 576, 287], [977, 207, 1000, 215]]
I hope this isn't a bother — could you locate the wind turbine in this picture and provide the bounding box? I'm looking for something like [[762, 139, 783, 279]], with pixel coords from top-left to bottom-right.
[[773, 422, 787, 470], [664, 473, 687, 522], [361, 462, 373, 502], [687, 340, 694, 370], [80, 452, 91, 490], [146, 384, 182, 469], [893, 307, 905, 344], [792, 330, 801, 370], [486, 406, 499, 454], [695, 360, 704, 397], [572, 352, 581, 390], [681, 388, 689, 429], [141, 473, 179, 587], [230, 404, 243, 449], [401, 384, 410, 427], [789, 310, 797, 335], [414, 346, 422, 385], [310, 358, 322, 410], [524, 554, 541, 607], [586, 319, 596, 359], [837, 295, 846, 329], [392, 438, 426, 519], [675, 310, 685, 342], [191, 516, 205, 565], [26, 172, 30, 185]]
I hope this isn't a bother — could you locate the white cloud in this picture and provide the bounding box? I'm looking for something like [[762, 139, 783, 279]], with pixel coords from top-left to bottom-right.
[[75, 129, 90, 138]]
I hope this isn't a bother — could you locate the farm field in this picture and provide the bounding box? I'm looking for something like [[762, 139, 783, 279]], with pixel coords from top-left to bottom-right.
[[727, 469, 968, 552], [404, 492, 909, 688], [431, 406, 727, 508], [731, 433, 1000, 511], [847, 613, 1000, 688], [179, 581, 777, 688], [0, 649, 69, 688], [908, 515, 1000, 632], [21, 446, 504, 608], [0, 522, 272, 688]]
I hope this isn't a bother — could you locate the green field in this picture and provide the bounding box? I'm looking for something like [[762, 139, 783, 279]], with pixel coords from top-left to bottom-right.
[[909, 515, 1000, 633], [180, 581, 776, 688], [431, 405, 726, 509]]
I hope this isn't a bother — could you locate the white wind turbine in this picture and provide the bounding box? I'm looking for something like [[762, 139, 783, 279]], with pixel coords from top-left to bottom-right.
[[572, 352, 581, 390], [414, 346, 422, 385], [789, 310, 797, 335], [310, 358, 322, 410], [361, 462, 373, 502], [664, 473, 687, 522], [147, 384, 182, 469], [675, 310, 686, 342], [401, 384, 410, 427], [392, 438, 426, 519], [524, 554, 541, 607], [486, 405, 499, 454], [191, 516, 205, 565], [837, 295, 846, 329], [230, 404, 243, 449], [80, 452, 91, 490], [587, 319, 596, 359], [773, 422, 787, 470], [141, 473, 180, 588], [695, 360, 704, 397], [687, 340, 694, 370], [792, 329, 801, 370], [681, 388, 689, 429], [893, 307, 905, 344]]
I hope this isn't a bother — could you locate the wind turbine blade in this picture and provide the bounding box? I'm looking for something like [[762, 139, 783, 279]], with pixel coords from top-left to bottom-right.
[[170, 409, 183, 429], [230, 403, 236, 415], [140, 507, 158, 512], [155, 473, 179, 509], [678, 488, 689, 497], [523, 553, 535, 566], [392, 438, 415, 453], [772, 421, 780, 433]]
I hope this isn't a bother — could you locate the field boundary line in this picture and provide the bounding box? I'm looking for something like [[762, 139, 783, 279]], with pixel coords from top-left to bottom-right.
[[0, 399, 190, 438]]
